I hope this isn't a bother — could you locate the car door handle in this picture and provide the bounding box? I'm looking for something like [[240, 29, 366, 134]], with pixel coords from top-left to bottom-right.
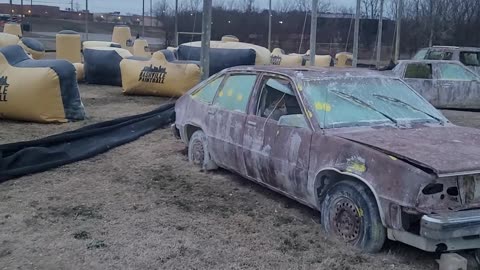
[[247, 121, 256, 127]]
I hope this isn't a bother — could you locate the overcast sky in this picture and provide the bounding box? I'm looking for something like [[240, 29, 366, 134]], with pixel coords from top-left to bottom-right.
[[2, 0, 354, 15]]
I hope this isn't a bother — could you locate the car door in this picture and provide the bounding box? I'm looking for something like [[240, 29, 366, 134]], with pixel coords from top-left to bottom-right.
[[434, 62, 480, 109], [242, 74, 312, 198], [401, 63, 439, 106], [207, 72, 258, 174]]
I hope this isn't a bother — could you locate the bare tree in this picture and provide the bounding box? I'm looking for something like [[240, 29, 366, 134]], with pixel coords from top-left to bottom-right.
[[361, 0, 379, 18]]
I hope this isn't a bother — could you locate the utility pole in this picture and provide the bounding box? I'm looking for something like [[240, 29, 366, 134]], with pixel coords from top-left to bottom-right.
[[376, 0, 384, 69], [142, 0, 145, 37], [428, 0, 434, 47], [21, 0, 23, 19], [71, 0, 74, 11], [394, 0, 403, 62], [85, 0, 88, 40], [201, 0, 212, 80], [150, 0, 153, 27], [268, 0, 272, 51], [9, 0, 12, 16], [174, 0, 178, 46], [309, 0, 318, 66], [352, 0, 360, 67]]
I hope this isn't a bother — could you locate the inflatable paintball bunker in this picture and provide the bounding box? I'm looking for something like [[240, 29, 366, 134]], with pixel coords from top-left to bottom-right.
[[83, 41, 121, 49], [121, 50, 200, 97], [335, 52, 353, 67], [133, 39, 151, 58], [0, 33, 20, 48], [177, 35, 270, 74], [270, 48, 303, 66], [303, 50, 333, 67], [73, 63, 84, 82], [18, 37, 45, 60], [112, 25, 134, 53], [3, 22, 22, 37], [0, 45, 85, 123], [84, 47, 133, 86], [56, 30, 82, 63]]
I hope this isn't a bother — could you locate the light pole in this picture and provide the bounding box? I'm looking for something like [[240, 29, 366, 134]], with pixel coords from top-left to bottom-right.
[[352, 0, 360, 67], [174, 0, 178, 46], [394, 0, 403, 62], [85, 0, 89, 40], [142, 0, 145, 37], [309, 0, 318, 66], [201, 0, 212, 80], [376, 0, 384, 69], [268, 0, 271, 51]]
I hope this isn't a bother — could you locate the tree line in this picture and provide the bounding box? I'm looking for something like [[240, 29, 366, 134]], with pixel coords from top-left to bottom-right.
[[154, 0, 480, 59]]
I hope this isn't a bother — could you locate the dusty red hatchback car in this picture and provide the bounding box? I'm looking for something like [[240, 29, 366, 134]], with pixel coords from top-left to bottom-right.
[[173, 66, 480, 253]]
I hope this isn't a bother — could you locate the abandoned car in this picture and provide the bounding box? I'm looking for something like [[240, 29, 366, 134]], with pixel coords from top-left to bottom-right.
[[413, 46, 480, 75], [388, 60, 480, 109], [173, 66, 480, 253]]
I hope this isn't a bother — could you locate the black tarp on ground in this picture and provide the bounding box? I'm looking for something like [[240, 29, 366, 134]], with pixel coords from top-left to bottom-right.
[[0, 103, 175, 182]]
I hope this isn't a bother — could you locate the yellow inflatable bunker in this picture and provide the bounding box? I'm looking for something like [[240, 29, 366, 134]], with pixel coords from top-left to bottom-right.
[[84, 47, 133, 86], [335, 52, 353, 67], [0, 45, 85, 123], [177, 35, 270, 74], [73, 63, 84, 82], [83, 41, 121, 50], [56, 30, 82, 63], [121, 50, 200, 97], [112, 25, 134, 53], [303, 50, 333, 67], [0, 33, 20, 48], [18, 37, 45, 60], [3, 22, 22, 37], [133, 39, 151, 58], [270, 48, 303, 66]]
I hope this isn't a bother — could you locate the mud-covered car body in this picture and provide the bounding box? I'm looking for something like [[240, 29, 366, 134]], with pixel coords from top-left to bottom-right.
[[174, 66, 480, 252], [413, 46, 480, 75], [389, 60, 480, 109]]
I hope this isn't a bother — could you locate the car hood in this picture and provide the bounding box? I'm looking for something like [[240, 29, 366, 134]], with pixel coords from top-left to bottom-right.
[[334, 126, 480, 177]]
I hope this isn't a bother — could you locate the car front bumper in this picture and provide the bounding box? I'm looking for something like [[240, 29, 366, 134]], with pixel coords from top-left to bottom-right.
[[388, 209, 480, 252]]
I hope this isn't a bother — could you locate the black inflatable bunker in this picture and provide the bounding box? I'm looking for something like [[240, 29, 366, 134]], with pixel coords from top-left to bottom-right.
[[84, 47, 133, 86], [0, 45, 85, 123]]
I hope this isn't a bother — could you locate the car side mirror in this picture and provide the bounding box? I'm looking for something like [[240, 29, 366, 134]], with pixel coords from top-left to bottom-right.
[[278, 114, 308, 129]]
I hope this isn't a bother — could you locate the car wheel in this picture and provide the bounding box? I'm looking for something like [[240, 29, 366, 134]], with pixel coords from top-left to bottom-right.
[[188, 130, 217, 171], [321, 180, 386, 253]]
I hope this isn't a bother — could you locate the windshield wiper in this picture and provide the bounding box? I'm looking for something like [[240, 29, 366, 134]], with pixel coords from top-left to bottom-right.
[[329, 90, 398, 125], [372, 94, 445, 125]]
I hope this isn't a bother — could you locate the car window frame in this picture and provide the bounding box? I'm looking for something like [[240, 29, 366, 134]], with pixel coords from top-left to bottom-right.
[[249, 72, 314, 131], [402, 62, 433, 80], [189, 73, 227, 105], [211, 71, 259, 113], [459, 51, 480, 67], [434, 62, 479, 82]]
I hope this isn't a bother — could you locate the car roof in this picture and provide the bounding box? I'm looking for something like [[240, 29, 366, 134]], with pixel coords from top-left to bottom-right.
[[398, 59, 461, 65], [221, 65, 386, 80], [430, 46, 480, 51]]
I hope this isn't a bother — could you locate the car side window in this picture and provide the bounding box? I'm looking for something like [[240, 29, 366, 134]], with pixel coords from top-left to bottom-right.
[[213, 74, 257, 113], [191, 76, 224, 103], [256, 77, 303, 122], [404, 63, 432, 79], [426, 51, 453, 60], [438, 63, 477, 81], [459, 52, 480, 67]]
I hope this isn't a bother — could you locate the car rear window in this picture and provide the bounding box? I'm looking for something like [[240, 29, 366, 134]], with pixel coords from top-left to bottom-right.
[[191, 76, 224, 103], [404, 63, 432, 79], [213, 74, 257, 113], [437, 63, 477, 81]]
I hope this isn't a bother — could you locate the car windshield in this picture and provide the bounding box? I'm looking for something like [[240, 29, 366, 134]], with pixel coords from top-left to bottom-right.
[[303, 77, 446, 128]]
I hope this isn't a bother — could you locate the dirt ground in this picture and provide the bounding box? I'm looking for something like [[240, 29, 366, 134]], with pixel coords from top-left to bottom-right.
[[1, 84, 479, 270]]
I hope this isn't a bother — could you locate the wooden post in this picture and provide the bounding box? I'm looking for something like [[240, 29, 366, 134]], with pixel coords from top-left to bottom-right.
[[309, 0, 318, 66], [376, 0, 384, 68], [201, 0, 212, 80], [352, 0, 361, 67]]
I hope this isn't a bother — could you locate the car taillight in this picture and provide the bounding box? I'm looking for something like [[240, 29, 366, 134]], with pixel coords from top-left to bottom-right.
[[459, 175, 480, 204]]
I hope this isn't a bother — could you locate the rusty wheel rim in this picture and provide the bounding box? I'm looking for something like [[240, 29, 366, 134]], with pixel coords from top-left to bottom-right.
[[191, 139, 205, 166], [331, 197, 362, 243]]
